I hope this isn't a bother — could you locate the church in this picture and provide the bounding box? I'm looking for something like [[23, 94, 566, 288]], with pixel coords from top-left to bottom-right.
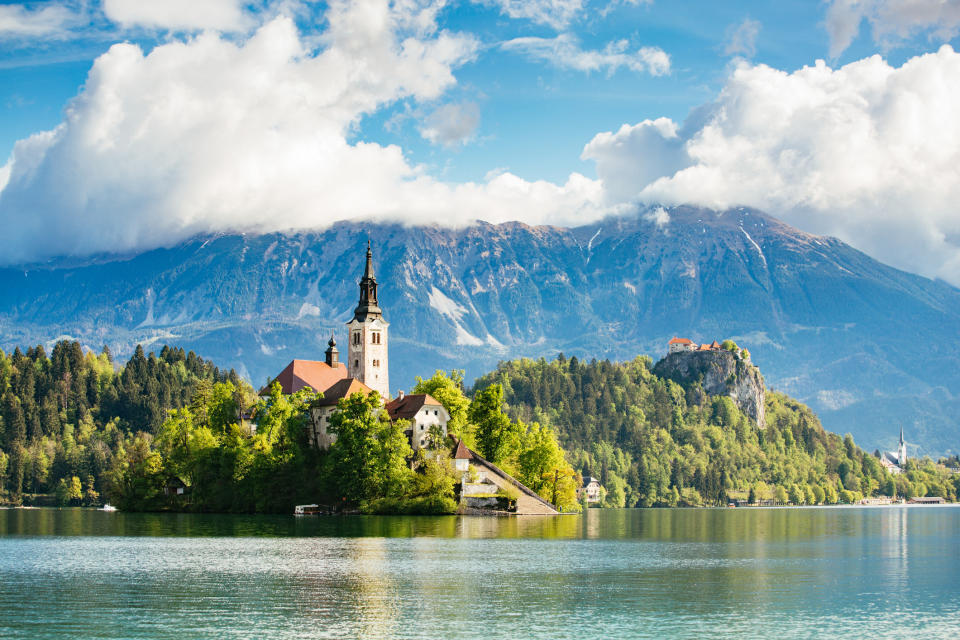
[[879, 426, 908, 475], [261, 241, 449, 451]]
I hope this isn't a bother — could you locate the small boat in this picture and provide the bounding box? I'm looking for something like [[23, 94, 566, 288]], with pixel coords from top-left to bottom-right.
[[101, 504, 118, 512], [294, 504, 325, 515]]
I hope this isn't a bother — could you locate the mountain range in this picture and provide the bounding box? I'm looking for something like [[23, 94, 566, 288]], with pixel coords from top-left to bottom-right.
[[1, 205, 958, 455]]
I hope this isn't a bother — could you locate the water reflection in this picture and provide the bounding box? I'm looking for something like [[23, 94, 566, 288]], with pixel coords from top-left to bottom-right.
[[1, 507, 958, 639]]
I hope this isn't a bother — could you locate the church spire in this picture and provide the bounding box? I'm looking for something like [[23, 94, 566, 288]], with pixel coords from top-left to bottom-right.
[[353, 239, 382, 321], [898, 424, 907, 465], [363, 239, 375, 280]]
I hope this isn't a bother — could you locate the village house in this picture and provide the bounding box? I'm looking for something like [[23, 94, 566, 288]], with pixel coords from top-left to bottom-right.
[[578, 475, 603, 503], [384, 392, 451, 452]]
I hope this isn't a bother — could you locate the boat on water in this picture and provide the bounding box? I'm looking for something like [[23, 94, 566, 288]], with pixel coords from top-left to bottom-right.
[[294, 504, 326, 515], [101, 504, 118, 512]]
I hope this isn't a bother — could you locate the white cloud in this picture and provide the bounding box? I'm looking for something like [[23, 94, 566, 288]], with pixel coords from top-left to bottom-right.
[[826, 0, 960, 57], [0, 1, 605, 264], [102, 0, 253, 32], [477, 0, 584, 29], [585, 46, 960, 285], [724, 17, 760, 58], [581, 117, 688, 201], [0, 2, 78, 38], [502, 33, 670, 76], [420, 102, 481, 147]]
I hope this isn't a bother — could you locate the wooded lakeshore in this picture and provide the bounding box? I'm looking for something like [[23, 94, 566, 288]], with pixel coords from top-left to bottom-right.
[[1, 341, 957, 513]]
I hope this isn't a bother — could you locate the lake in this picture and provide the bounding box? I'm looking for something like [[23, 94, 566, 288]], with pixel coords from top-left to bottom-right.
[[1, 506, 958, 639]]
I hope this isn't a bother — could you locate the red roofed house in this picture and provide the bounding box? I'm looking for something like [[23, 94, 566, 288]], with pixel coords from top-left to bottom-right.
[[385, 391, 450, 452], [668, 337, 696, 354]]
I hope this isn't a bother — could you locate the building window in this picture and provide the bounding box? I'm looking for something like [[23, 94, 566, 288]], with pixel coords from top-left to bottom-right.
[[352, 331, 361, 345], [420, 424, 424, 431], [372, 332, 381, 344], [354, 359, 359, 368], [372, 359, 379, 367], [420, 439, 425, 446]]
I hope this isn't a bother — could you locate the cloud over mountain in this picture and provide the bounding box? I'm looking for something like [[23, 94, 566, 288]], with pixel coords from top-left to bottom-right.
[[587, 46, 960, 285], [0, 1, 603, 264], [1, 1, 959, 288]]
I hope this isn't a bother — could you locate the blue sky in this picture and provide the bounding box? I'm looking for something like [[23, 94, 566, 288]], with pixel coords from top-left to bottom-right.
[[1, 0, 960, 284]]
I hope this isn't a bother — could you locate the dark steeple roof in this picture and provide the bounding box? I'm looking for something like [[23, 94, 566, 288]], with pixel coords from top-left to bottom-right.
[[352, 239, 383, 322]]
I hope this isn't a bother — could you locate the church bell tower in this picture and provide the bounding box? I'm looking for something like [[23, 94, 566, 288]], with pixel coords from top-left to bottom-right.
[[346, 240, 390, 399], [898, 425, 907, 465]]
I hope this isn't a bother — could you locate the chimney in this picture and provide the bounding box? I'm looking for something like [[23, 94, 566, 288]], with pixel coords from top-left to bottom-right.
[[398, 390, 404, 401]]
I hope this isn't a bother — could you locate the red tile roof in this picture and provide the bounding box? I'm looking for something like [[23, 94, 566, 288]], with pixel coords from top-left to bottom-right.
[[260, 359, 349, 396], [669, 337, 694, 345], [384, 393, 443, 421], [451, 437, 472, 460], [313, 378, 375, 407]]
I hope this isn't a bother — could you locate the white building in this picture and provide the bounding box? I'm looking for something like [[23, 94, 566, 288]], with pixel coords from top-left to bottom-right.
[[880, 426, 908, 475], [385, 391, 450, 452], [579, 475, 603, 503], [668, 337, 696, 354]]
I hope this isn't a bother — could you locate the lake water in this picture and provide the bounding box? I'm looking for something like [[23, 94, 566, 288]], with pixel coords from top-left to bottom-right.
[[1, 506, 958, 639]]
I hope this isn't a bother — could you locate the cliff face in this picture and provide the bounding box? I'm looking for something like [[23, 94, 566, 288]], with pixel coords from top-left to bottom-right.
[[652, 351, 766, 427]]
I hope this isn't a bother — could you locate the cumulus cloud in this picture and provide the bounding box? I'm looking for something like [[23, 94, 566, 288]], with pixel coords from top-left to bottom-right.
[[724, 17, 760, 58], [0, 1, 605, 264], [420, 102, 481, 147], [0, 2, 79, 38], [581, 117, 688, 201], [502, 33, 670, 75], [585, 46, 960, 285], [102, 0, 253, 32], [477, 0, 584, 29], [826, 0, 960, 57]]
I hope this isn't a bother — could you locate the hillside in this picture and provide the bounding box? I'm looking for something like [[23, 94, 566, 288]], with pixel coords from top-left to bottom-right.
[[0, 341, 244, 503], [0, 206, 958, 454], [472, 355, 959, 506]]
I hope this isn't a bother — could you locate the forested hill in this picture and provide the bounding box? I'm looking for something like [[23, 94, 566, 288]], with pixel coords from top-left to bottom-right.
[[472, 355, 959, 506], [0, 341, 243, 502]]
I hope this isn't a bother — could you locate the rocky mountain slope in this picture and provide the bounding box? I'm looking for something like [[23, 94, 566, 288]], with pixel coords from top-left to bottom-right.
[[653, 350, 766, 428], [0, 205, 958, 455]]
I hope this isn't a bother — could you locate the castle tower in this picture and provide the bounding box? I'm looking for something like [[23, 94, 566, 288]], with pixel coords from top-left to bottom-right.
[[898, 425, 907, 465], [346, 240, 389, 398]]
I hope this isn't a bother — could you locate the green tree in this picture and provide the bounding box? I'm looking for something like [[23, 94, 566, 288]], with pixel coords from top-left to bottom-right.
[[469, 384, 520, 465], [812, 484, 825, 505], [775, 485, 789, 504], [327, 391, 413, 504]]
